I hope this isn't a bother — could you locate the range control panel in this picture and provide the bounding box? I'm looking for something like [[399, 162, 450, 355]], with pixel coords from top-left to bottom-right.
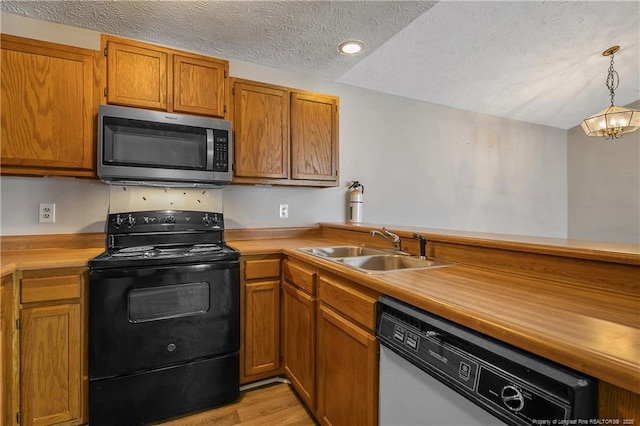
[[376, 296, 597, 425], [108, 210, 223, 232]]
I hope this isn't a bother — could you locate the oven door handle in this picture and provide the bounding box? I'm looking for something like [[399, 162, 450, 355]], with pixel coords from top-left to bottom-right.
[[206, 129, 214, 170]]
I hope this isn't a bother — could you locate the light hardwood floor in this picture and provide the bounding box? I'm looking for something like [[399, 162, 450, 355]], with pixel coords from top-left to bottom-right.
[[159, 382, 317, 425]]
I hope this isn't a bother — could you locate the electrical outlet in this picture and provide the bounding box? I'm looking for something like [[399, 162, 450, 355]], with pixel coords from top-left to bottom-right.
[[279, 204, 289, 219], [39, 203, 55, 223]]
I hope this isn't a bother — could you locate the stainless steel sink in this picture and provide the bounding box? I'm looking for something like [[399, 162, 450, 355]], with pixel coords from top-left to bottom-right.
[[298, 245, 456, 273], [298, 246, 389, 258], [338, 254, 455, 273]]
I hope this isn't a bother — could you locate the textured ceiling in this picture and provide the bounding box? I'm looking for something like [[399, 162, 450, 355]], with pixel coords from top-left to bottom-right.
[[2, 0, 639, 130]]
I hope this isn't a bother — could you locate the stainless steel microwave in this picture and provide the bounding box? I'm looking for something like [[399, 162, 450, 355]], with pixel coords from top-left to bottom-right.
[[98, 105, 232, 187]]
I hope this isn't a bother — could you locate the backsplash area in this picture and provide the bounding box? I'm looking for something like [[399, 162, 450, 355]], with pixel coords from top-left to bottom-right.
[[0, 176, 336, 236], [1, 176, 109, 235], [0, 177, 225, 236], [109, 185, 223, 214]]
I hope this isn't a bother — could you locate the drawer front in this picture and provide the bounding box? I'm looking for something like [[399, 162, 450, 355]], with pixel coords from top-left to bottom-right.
[[318, 275, 377, 332], [21, 274, 81, 304], [283, 260, 316, 295], [244, 258, 281, 280]]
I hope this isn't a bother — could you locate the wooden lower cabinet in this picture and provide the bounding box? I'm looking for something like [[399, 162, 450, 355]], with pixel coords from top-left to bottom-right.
[[282, 260, 317, 410], [18, 268, 87, 426], [281, 260, 380, 425], [1, 274, 16, 426], [20, 304, 81, 425], [240, 255, 283, 384], [599, 381, 640, 420], [316, 304, 378, 426]]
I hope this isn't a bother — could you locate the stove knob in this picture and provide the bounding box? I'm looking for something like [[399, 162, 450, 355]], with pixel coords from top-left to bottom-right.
[[202, 213, 211, 226], [123, 214, 136, 228], [112, 214, 123, 229], [501, 385, 525, 412], [165, 215, 176, 224]]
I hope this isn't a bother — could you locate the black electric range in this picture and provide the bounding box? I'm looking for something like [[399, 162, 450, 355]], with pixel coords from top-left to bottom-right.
[[90, 210, 239, 269]]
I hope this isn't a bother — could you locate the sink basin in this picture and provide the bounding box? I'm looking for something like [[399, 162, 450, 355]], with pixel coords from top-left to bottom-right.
[[338, 254, 455, 273], [298, 246, 389, 258], [298, 245, 456, 273]]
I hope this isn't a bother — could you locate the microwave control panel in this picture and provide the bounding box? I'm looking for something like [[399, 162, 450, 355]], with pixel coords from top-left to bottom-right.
[[213, 130, 229, 172]]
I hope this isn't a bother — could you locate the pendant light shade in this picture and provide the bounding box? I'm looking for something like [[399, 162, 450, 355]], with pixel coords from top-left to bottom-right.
[[581, 46, 640, 140], [581, 105, 640, 138]]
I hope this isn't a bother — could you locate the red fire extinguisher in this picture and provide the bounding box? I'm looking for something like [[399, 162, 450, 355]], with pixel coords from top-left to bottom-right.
[[349, 181, 364, 223]]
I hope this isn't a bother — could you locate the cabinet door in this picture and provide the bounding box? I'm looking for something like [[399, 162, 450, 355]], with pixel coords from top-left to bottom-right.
[[232, 81, 289, 179], [106, 40, 168, 110], [282, 281, 316, 410], [1, 35, 97, 177], [290, 92, 338, 182], [173, 54, 227, 117], [244, 280, 281, 377], [317, 304, 378, 426], [20, 303, 81, 426]]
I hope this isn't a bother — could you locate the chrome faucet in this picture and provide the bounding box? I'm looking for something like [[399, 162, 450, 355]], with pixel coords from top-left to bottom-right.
[[370, 227, 402, 251]]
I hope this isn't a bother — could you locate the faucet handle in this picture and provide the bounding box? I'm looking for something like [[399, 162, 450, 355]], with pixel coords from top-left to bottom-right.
[[413, 233, 427, 259]]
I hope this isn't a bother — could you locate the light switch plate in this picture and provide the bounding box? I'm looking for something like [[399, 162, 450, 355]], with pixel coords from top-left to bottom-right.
[[279, 204, 289, 219]]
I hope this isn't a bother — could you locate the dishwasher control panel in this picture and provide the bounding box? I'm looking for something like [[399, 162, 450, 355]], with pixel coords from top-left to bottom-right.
[[389, 322, 480, 393], [376, 296, 597, 426]]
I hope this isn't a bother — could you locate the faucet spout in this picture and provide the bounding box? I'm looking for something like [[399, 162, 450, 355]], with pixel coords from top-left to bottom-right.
[[370, 227, 402, 251]]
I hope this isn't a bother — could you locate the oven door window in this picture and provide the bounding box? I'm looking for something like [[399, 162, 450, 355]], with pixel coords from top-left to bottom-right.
[[128, 282, 210, 323], [103, 117, 208, 170]]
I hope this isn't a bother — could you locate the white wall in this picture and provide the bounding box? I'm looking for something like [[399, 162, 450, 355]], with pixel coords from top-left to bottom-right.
[[567, 101, 640, 244], [2, 13, 570, 239]]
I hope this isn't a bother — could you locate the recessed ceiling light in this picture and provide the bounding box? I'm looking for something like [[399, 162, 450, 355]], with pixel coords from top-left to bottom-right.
[[338, 40, 364, 55]]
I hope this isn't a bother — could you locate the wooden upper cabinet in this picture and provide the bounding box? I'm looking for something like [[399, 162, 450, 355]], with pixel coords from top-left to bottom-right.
[[291, 92, 338, 182], [0, 34, 99, 178], [230, 78, 339, 187], [232, 81, 289, 179], [105, 39, 168, 110], [102, 35, 228, 118], [173, 54, 227, 117]]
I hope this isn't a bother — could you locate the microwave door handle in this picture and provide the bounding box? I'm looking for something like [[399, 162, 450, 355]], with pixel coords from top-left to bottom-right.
[[206, 129, 214, 170]]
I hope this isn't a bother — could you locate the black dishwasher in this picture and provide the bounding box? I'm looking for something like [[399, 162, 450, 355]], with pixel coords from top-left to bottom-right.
[[376, 296, 597, 425]]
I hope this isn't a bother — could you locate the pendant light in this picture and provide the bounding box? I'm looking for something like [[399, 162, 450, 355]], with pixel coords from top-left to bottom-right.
[[581, 46, 639, 139]]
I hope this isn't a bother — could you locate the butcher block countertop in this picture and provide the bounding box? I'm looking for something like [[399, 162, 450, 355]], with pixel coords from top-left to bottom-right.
[[1, 224, 639, 397]]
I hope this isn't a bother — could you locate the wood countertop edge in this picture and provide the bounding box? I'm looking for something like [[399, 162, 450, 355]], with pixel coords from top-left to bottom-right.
[[1, 262, 16, 277], [1, 248, 104, 274]]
